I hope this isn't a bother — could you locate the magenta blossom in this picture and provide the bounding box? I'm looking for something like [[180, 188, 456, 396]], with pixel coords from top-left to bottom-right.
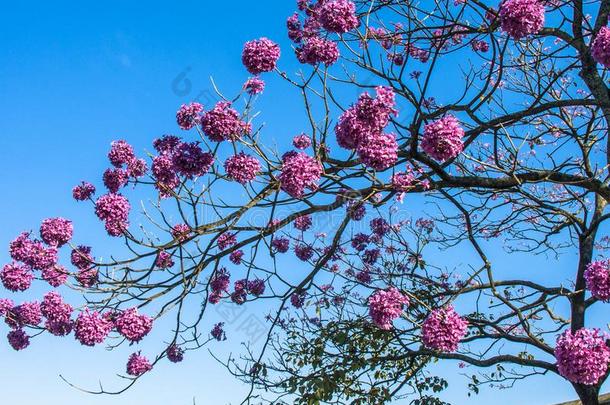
[[40, 217, 73, 247], [242, 37, 280, 74], [114, 307, 153, 343], [555, 328, 610, 386], [126, 352, 153, 376], [421, 115, 465, 161], [368, 287, 409, 330], [421, 306, 468, 352]]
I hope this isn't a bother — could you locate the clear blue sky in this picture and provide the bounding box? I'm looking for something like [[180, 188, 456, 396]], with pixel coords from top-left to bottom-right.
[[0, 1, 605, 404]]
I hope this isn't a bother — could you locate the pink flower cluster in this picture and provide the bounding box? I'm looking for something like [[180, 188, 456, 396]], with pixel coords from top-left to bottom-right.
[[41, 291, 73, 336], [200, 101, 251, 142], [421, 306, 468, 352], [224, 153, 261, 184], [40, 217, 73, 247], [499, 0, 545, 39], [151, 135, 214, 197], [1, 263, 33, 292], [293, 133, 312, 149], [294, 214, 313, 231], [421, 115, 465, 162], [242, 38, 281, 75], [7, 329, 29, 351], [9, 232, 58, 270], [176, 102, 204, 130], [95, 193, 130, 237], [279, 151, 323, 198], [296, 36, 340, 65], [74, 309, 113, 346], [592, 26, 610, 68], [155, 251, 174, 268], [42, 264, 68, 287], [335, 87, 398, 170], [72, 181, 96, 201], [584, 259, 610, 301], [211, 322, 226, 341], [318, 0, 359, 33], [126, 352, 153, 376], [368, 287, 409, 330], [555, 328, 610, 386], [244, 77, 265, 95], [167, 344, 184, 363], [217, 232, 237, 250], [114, 307, 153, 343], [106, 140, 147, 182], [209, 268, 231, 304]]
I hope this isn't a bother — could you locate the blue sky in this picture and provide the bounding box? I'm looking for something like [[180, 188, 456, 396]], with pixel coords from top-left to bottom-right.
[[0, 1, 606, 404]]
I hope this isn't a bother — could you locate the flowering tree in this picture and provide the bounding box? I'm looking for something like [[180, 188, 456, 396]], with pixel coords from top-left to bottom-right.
[[4, 0, 610, 404]]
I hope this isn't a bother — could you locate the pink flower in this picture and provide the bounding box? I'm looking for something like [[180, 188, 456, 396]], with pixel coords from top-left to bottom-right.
[[108, 140, 135, 168], [95, 193, 130, 237], [42, 264, 69, 287], [368, 287, 409, 330], [172, 223, 191, 241], [167, 344, 184, 363], [242, 38, 281, 74], [40, 217, 73, 247], [41, 291, 72, 324], [172, 142, 214, 179], [294, 214, 313, 231], [71, 245, 94, 270], [211, 322, 226, 341], [292, 133, 312, 149], [592, 26, 610, 68], [243, 77, 265, 95], [9, 233, 57, 270], [272, 237, 290, 253], [72, 181, 96, 201], [0, 263, 33, 292], [421, 115, 465, 161], [74, 309, 113, 346], [10, 301, 42, 328], [356, 132, 398, 171], [279, 152, 322, 198], [176, 102, 204, 130], [318, 0, 359, 33], [224, 153, 261, 184], [555, 328, 610, 386], [421, 306, 468, 352], [499, 0, 545, 39], [7, 329, 29, 351], [103, 168, 129, 193], [217, 232, 237, 250], [335, 87, 396, 150], [200, 101, 251, 142], [114, 307, 153, 343], [126, 352, 153, 376], [294, 243, 314, 261], [296, 35, 339, 65], [155, 251, 174, 268], [584, 259, 610, 301]]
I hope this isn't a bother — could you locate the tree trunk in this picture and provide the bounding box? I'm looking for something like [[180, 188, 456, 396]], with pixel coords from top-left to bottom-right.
[[574, 384, 600, 405]]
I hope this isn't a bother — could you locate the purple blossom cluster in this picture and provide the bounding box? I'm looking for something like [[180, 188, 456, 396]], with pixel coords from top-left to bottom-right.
[[272, 237, 290, 253], [318, 0, 359, 33], [499, 0, 545, 39], [114, 307, 153, 343], [95, 193, 130, 236], [176, 102, 204, 130], [217, 232, 237, 250], [150, 135, 215, 196], [368, 287, 409, 330], [211, 322, 226, 341], [335, 87, 398, 170], [167, 344, 184, 363], [584, 259, 610, 301], [592, 26, 610, 68], [200, 101, 251, 142], [243, 77, 265, 95], [104, 140, 147, 191], [40, 217, 73, 247], [241, 38, 281, 75], [126, 352, 153, 376], [74, 309, 113, 346], [42, 264, 69, 287], [420, 115, 465, 162], [293, 133, 312, 149], [279, 151, 322, 198], [41, 291, 73, 336], [1, 263, 33, 292], [209, 268, 231, 304], [9, 232, 58, 270], [224, 153, 261, 184], [421, 306, 468, 352], [555, 328, 610, 386], [294, 214, 313, 231], [7, 329, 29, 351], [155, 251, 175, 269], [72, 181, 96, 201], [296, 36, 340, 65]]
